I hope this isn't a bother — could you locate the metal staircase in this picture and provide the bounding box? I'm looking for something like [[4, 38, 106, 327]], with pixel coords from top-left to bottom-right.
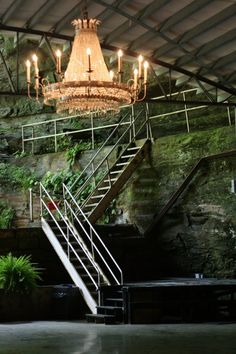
[[40, 107, 152, 322], [65, 108, 152, 223]]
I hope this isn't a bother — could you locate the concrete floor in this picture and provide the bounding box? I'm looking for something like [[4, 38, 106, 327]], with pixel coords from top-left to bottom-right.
[[0, 322, 236, 354]]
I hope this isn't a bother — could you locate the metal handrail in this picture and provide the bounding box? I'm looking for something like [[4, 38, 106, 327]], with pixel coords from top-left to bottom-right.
[[40, 182, 101, 290], [77, 108, 150, 210], [63, 183, 123, 285], [70, 108, 145, 200], [68, 111, 131, 192]]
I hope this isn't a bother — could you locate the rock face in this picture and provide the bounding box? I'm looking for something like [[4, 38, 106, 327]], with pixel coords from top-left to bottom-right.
[[116, 126, 236, 278], [0, 91, 236, 278]]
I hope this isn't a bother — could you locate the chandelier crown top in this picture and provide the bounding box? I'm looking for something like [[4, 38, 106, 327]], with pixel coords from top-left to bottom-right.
[[72, 17, 101, 32]]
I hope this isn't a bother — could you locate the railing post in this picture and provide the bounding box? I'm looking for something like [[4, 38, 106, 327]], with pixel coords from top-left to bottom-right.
[[91, 113, 95, 149], [29, 188, 33, 222], [22, 126, 25, 153], [39, 183, 43, 217], [90, 226, 95, 261], [31, 127, 34, 154], [145, 102, 153, 141], [54, 121, 58, 152], [227, 105, 232, 126], [183, 92, 190, 133], [105, 157, 112, 188], [131, 104, 136, 140]]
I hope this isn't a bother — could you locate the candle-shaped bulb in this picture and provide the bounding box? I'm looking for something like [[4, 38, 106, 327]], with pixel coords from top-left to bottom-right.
[[56, 49, 62, 74], [32, 54, 39, 89], [56, 49, 61, 58], [134, 68, 138, 89], [117, 49, 123, 73], [138, 55, 143, 78], [32, 54, 38, 63], [143, 61, 149, 84], [26, 60, 31, 83], [86, 48, 92, 72], [109, 70, 114, 81]]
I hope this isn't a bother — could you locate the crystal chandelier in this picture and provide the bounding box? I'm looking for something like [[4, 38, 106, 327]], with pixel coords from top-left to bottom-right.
[[26, 12, 149, 115]]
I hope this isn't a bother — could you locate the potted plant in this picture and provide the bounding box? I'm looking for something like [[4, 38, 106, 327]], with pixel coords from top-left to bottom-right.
[[0, 253, 43, 321]]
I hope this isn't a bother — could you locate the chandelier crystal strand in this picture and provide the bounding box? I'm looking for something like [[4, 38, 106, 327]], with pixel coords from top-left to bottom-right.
[[26, 13, 149, 116]]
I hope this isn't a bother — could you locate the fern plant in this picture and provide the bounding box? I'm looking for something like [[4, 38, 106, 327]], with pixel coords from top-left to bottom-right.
[[0, 253, 42, 293]]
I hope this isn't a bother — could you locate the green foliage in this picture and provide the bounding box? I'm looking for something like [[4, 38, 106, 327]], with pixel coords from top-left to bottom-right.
[[98, 199, 118, 224], [42, 169, 84, 197], [66, 141, 92, 167], [0, 253, 42, 293], [0, 200, 15, 229], [0, 163, 38, 191]]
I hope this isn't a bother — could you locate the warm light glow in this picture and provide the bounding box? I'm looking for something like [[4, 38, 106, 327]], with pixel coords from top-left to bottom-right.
[[143, 61, 149, 83], [118, 49, 123, 73], [56, 49, 61, 58], [134, 68, 138, 89], [86, 48, 91, 56], [32, 54, 38, 63], [26, 13, 148, 115], [138, 55, 143, 78], [109, 70, 114, 81], [26, 60, 31, 83], [118, 49, 123, 57], [56, 50, 62, 74]]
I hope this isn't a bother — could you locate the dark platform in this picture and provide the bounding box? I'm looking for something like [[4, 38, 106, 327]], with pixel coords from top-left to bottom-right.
[[121, 278, 236, 324]]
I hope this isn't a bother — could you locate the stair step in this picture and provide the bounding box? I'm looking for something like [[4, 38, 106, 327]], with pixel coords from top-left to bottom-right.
[[121, 154, 136, 159], [97, 305, 123, 311], [97, 186, 110, 191], [115, 162, 129, 166], [127, 146, 140, 151], [105, 298, 123, 303], [110, 170, 123, 174], [91, 194, 105, 199], [103, 178, 117, 183], [86, 313, 116, 324], [84, 203, 98, 208]]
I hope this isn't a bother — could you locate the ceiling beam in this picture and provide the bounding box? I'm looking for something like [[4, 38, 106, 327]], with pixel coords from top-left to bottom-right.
[[0, 0, 24, 24], [154, 3, 236, 58], [49, 0, 85, 33], [175, 28, 236, 67], [0, 23, 236, 97], [103, 0, 165, 45], [158, 0, 212, 32]]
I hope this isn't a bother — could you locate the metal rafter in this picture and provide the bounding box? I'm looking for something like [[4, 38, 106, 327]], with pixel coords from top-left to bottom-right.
[[0, 24, 236, 98], [175, 28, 236, 67], [155, 3, 236, 58], [0, 0, 24, 24], [93, 0, 234, 90], [49, 0, 85, 33], [103, 0, 164, 45], [0, 49, 16, 93], [158, 0, 212, 32]]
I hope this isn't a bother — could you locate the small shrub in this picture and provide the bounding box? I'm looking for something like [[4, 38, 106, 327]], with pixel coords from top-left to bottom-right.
[[0, 200, 15, 229], [0, 253, 42, 293]]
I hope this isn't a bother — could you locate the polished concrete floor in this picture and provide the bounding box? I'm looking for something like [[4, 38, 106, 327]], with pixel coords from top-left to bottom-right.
[[0, 321, 236, 354]]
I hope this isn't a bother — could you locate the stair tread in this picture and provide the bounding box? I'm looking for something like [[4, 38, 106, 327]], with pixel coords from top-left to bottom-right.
[[86, 313, 115, 318], [121, 154, 135, 159], [106, 298, 123, 302], [91, 194, 105, 199], [127, 146, 140, 151], [116, 162, 129, 166], [97, 305, 123, 310]]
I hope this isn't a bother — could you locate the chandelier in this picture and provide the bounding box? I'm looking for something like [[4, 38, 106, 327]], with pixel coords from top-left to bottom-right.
[[26, 12, 149, 115]]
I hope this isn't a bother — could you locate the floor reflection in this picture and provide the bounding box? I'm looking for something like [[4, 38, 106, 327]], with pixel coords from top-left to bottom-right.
[[0, 321, 236, 354]]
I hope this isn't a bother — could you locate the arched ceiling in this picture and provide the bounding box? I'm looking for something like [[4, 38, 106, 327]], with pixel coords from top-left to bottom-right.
[[0, 0, 236, 101]]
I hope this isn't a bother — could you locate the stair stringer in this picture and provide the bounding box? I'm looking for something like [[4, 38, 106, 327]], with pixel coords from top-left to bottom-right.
[[41, 217, 97, 314], [87, 139, 151, 223]]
